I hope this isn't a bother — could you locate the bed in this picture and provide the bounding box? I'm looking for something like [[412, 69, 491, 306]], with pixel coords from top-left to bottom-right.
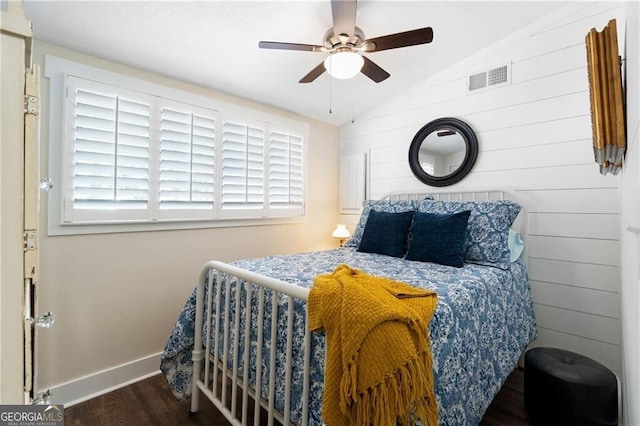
[[160, 189, 537, 425]]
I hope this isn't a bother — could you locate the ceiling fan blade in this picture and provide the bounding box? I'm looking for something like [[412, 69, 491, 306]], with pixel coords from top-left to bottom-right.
[[259, 41, 324, 52], [299, 62, 326, 83], [365, 27, 434, 52], [361, 56, 390, 83], [331, 0, 357, 38]]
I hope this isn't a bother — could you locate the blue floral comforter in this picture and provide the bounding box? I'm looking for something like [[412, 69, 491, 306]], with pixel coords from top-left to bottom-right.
[[160, 248, 536, 425]]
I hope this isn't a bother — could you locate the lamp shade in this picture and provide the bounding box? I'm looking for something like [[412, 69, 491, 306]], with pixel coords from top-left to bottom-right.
[[332, 224, 351, 239], [324, 52, 364, 79]]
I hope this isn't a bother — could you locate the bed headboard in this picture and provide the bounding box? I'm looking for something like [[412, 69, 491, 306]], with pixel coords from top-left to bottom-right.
[[381, 188, 528, 246]]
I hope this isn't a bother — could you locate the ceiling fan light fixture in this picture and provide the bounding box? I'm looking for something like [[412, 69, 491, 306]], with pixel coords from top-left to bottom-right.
[[324, 51, 364, 79]]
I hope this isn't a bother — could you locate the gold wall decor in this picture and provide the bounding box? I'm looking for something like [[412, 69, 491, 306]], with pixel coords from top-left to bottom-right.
[[585, 19, 626, 176]]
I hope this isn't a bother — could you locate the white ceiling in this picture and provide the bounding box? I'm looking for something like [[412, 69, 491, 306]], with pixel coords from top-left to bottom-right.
[[23, 1, 567, 127]]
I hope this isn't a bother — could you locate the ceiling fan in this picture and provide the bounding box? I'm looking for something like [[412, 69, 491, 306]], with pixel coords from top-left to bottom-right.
[[258, 0, 433, 83]]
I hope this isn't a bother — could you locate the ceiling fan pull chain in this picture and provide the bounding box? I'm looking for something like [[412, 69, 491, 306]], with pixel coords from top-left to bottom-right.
[[351, 77, 356, 123], [329, 70, 333, 114]]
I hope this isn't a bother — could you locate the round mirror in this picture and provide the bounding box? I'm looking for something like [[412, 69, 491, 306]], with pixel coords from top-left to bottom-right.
[[408, 117, 478, 187]]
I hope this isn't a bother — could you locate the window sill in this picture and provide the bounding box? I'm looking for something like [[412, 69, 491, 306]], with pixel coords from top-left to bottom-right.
[[47, 216, 306, 236]]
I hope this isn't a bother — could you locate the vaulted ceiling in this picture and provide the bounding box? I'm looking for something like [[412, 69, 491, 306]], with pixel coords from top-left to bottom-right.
[[24, 1, 567, 126]]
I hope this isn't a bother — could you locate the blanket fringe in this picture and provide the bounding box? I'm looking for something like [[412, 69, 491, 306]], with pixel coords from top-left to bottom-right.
[[341, 320, 438, 426]]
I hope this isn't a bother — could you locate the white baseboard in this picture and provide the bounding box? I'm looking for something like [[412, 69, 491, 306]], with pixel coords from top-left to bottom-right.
[[47, 351, 163, 407]]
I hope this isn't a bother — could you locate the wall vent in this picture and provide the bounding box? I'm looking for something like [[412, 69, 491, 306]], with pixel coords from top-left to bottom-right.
[[468, 64, 510, 92], [469, 72, 487, 91]]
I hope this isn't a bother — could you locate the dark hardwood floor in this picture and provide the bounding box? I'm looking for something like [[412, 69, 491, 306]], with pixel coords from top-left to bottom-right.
[[65, 369, 532, 425], [64, 374, 229, 426], [480, 368, 532, 426]]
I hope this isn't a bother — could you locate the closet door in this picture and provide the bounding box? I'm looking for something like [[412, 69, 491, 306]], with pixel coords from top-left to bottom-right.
[[24, 64, 48, 404]]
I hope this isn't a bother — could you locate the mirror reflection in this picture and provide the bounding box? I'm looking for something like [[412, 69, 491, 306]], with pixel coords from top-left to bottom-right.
[[408, 117, 478, 187], [418, 129, 466, 177]]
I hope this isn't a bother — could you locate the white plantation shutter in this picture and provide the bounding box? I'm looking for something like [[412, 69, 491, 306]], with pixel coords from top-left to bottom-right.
[[268, 130, 304, 214], [159, 105, 216, 218], [57, 72, 305, 229], [65, 77, 151, 222], [221, 121, 265, 213]]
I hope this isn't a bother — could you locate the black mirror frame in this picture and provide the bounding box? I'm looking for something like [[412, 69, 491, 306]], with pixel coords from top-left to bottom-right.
[[408, 117, 479, 187]]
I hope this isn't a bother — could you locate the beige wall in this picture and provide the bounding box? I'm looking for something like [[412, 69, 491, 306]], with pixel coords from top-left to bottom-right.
[[33, 41, 339, 390]]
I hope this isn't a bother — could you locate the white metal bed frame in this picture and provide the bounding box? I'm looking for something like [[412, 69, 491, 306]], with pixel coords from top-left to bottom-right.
[[189, 189, 525, 425]]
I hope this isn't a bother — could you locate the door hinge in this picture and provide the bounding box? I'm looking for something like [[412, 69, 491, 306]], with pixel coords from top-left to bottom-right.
[[24, 95, 39, 116], [24, 230, 37, 252]]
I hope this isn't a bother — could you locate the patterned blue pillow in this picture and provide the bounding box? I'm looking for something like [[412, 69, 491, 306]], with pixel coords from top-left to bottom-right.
[[344, 197, 431, 248], [418, 199, 522, 270]]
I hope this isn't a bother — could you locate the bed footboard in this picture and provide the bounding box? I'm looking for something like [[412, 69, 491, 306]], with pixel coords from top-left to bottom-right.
[[190, 260, 312, 426]]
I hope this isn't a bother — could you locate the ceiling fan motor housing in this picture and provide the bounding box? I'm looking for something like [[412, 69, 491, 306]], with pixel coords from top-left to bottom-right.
[[323, 26, 369, 51]]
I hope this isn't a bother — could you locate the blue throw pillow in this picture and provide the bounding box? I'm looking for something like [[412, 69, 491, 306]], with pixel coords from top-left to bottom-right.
[[418, 199, 522, 270], [406, 210, 471, 267], [357, 210, 415, 258], [344, 199, 419, 248]]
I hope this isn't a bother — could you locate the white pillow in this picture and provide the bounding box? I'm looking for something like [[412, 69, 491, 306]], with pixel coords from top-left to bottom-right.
[[508, 229, 525, 262]]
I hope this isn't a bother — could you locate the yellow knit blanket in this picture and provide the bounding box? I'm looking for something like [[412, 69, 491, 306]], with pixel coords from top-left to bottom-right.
[[308, 264, 438, 426]]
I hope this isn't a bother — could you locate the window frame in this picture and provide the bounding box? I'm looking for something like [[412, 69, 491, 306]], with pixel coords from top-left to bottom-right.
[[45, 55, 308, 236]]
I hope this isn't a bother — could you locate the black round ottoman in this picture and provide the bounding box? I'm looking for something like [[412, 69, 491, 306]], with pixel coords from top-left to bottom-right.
[[524, 347, 618, 426]]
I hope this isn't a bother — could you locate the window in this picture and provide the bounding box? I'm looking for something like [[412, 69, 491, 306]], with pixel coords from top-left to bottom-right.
[[221, 121, 265, 214], [46, 56, 307, 234], [157, 103, 217, 219], [219, 122, 304, 218], [64, 77, 153, 223], [268, 130, 304, 215]]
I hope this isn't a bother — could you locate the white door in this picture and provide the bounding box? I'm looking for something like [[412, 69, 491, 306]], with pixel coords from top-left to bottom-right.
[[24, 64, 49, 404]]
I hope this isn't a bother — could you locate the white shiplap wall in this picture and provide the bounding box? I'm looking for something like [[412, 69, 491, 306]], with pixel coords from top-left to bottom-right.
[[339, 2, 627, 374], [619, 2, 640, 424]]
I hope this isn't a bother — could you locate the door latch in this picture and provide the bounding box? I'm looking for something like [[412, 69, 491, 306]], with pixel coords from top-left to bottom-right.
[[30, 311, 55, 329]]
